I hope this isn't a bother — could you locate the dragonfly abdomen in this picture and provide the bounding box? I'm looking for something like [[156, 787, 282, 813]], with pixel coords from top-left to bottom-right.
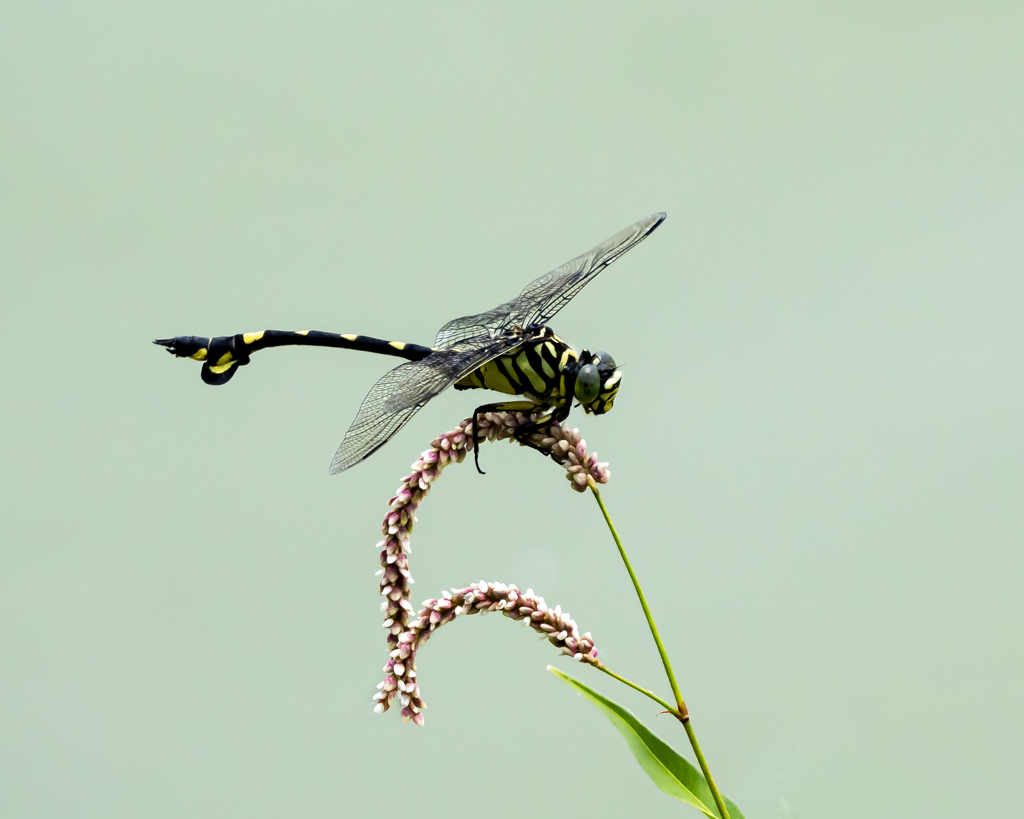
[[153, 330, 434, 385], [245, 330, 433, 360]]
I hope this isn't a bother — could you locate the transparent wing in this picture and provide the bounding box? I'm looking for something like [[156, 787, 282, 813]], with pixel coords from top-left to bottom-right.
[[433, 213, 665, 349], [329, 339, 516, 474], [512, 212, 666, 328], [433, 299, 517, 350]]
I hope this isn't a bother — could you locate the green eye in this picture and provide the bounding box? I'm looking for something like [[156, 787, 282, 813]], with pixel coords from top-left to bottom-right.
[[575, 364, 601, 403], [595, 350, 616, 369]]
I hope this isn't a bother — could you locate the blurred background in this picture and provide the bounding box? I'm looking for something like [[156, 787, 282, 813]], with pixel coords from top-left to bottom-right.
[[2, 3, 1022, 817]]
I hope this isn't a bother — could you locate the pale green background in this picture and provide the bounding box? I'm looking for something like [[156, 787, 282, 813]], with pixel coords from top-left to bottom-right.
[[2, 3, 1022, 817]]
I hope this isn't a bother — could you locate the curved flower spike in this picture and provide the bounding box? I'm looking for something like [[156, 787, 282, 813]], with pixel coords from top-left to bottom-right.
[[377, 411, 611, 656], [373, 581, 600, 724]]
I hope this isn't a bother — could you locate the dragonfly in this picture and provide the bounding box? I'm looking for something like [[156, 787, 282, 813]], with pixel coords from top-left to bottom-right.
[[155, 212, 666, 474]]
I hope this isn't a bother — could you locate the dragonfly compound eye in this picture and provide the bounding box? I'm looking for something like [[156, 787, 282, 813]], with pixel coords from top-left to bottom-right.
[[594, 350, 617, 369], [575, 364, 601, 403]]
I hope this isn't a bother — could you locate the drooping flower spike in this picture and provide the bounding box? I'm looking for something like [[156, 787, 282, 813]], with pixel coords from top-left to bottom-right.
[[376, 411, 610, 656], [373, 410, 610, 723], [374, 581, 600, 724]]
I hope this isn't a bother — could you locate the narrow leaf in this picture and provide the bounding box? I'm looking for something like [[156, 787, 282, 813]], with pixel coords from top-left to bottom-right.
[[549, 666, 745, 819]]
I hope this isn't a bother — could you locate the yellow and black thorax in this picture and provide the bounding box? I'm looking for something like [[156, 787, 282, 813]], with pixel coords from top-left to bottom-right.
[[454, 325, 622, 416]]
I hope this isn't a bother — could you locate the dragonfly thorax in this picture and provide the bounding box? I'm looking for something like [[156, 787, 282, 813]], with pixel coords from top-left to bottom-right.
[[454, 327, 573, 403], [453, 329, 622, 416]]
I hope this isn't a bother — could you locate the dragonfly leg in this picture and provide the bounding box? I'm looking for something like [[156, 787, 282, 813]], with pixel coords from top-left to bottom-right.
[[470, 401, 540, 475], [510, 405, 571, 455]]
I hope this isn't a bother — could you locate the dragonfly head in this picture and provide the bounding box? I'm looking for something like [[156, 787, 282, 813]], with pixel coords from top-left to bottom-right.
[[574, 350, 622, 415]]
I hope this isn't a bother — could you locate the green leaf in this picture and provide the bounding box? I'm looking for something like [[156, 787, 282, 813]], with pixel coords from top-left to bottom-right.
[[549, 666, 745, 819]]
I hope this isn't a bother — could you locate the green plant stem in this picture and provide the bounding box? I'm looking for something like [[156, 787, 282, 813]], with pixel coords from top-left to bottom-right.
[[595, 663, 678, 715], [589, 486, 685, 708], [682, 719, 727, 818], [590, 484, 730, 819]]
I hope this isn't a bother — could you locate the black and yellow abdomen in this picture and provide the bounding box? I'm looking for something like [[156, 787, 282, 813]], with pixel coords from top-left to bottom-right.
[[153, 330, 433, 385]]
